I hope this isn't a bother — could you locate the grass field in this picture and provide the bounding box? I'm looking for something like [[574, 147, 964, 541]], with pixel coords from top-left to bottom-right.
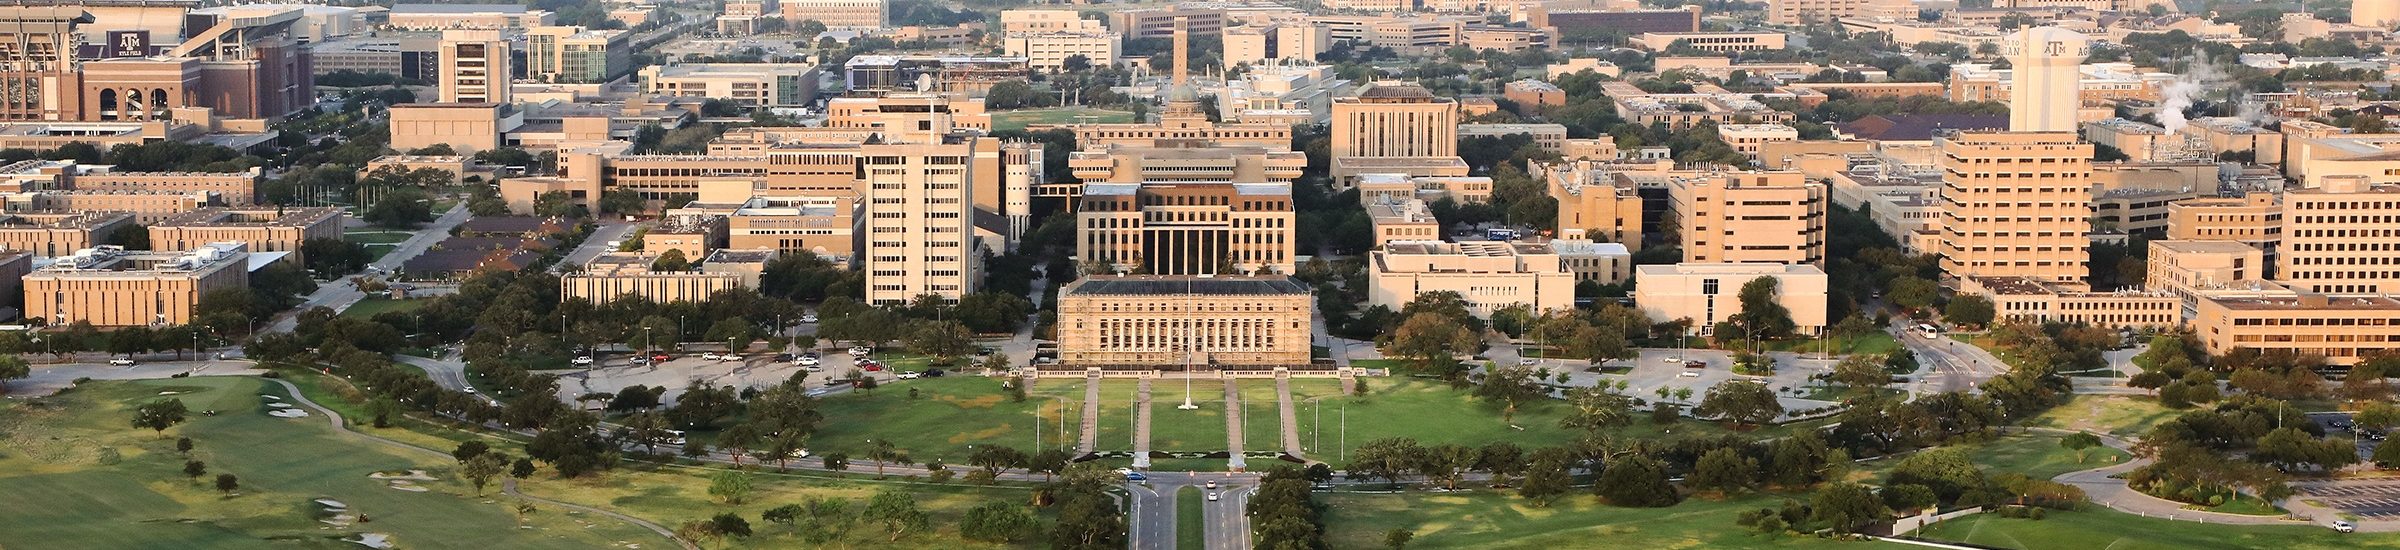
[[990, 107, 1135, 132], [1322, 491, 1898, 549], [1915, 507, 2400, 550], [514, 461, 1042, 549], [1853, 434, 2130, 483], [2022, 395, 2178, 437], [342, 230, 412, 245], [1177, 486, 1205, 550], [342, 298, 430, 319], [0, 376, 660, 549], [806, 376, 1071, 464]]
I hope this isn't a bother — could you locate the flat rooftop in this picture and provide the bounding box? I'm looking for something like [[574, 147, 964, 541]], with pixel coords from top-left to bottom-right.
[[156, 207, 341, 228], [1064, 275, 1310, 296], [2208, 294, 2400, 311], [2152, 240, 2262, 255]]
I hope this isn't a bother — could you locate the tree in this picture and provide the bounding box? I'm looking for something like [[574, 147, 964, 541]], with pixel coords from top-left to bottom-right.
[[132, 398, 189, 437], [1519, 453, 1573, 506], [215, 473, 240, 493], [367, 396, 401, 428], [1695, 381, 1783, 426], [1809, 482, 1891, 534], [363, 186, 434, 227], [1887, 276, 1938, 311], [1829, 355, 1889, 394], [709, 470, 755, 505], [0, 355, 26, 394], [960, 501, 1040, 543], [1385, 528, 1416, 549], [1387, 312, 1480, 377], [704, 317, 759, 353], [1888, 447, 1984, 502], [1560, 387, 1634, 434], [106, 223, 152, 250], [1473, 367, 1546, 424], [865, 488, 930, 542], [2060, 432, 2103, 463], [2255, 427, 2358, 471], [2358, 402, 2400, 432], [176, 437, 194, 455], [512, 457, 537, 479], [712, 512, 753, 538], [2378, 439, 2400, 469], [1595, 455, 1679, 507], [1943, 295, 1996, 328], [1730, 276, 1797, 341], [651, 248, 691, 271], [1690, 447, 1759, 494], [1350, 437, 1424, 485], [183, 460, 207, 478], [463, 453, 507, 495]]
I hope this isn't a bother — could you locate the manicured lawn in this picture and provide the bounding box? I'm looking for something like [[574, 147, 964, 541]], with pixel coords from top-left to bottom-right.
[[1240, 379, 1343, 453], [1915, 507, 2400, 550], [1321, 491, 1894, 549], [1176, 486, 1205, 550], [1853, 434, 2130, 482], [808, 376, 1071, 464], [516, 461, 1042, 549], [990, 107, 1134, 131], [2021, 395, 2178, 438], [0, 376, 660, 549], [343, 230, 413, 245], [1754, 331, 1903, 356], [342, 297, 430, 319]]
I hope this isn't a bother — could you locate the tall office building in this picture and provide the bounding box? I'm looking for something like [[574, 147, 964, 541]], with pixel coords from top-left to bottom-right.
[[1765, 0, 1916, 25], [525, 26, 630, 84], [1669, 171, 1827, 266], [862, 138, 982, 305], [2279, 176, 2400, 294], [1330, 81, 1458, 159], [1936, 131, 2094, 285], [2360, 0, 2400, 29], [439, 29, 511, 104], [2006, 27, 2086, 133]]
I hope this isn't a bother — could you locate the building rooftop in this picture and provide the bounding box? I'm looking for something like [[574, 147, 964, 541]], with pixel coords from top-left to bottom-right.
[[2152, 240, 2262, 255], [2208, 294, 2400, 311], [1064, 275, 1310, 296], [1635, 262, 1827, 276], [390, 3, 528, 14], [155, 207, 341, 228], [1840, 114, 2009, 141], [0, 211, 132, 229], [1384, 241, 1552, 257], [704, 249, 778, 264], [34, 242, 245, 274]]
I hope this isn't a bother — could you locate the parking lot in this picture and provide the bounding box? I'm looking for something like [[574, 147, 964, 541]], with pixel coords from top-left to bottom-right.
[[2299, 482, 2400, 520], [551, 348, 933, 407], [1524, 347, 1844, 420]]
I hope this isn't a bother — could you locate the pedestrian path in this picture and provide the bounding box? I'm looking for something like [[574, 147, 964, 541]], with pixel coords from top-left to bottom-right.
[[1134, 377, 1154, 468], [1224, 378, 1246, 471], [1079, 371, 1101, 456], [1277, 372, 1310, 463]]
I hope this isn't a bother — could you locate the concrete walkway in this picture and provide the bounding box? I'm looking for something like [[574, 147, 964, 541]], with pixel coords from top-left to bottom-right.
[[1224, 378, 1246, 471], [1079, 371, 1102, 456], [1134, 378, 1154, 468], [1277, 373, 1311, 464], [2036, 427, 2317, 526]]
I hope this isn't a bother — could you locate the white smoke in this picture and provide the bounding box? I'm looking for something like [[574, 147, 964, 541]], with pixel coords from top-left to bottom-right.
[[2158, 51, 2244, 134]]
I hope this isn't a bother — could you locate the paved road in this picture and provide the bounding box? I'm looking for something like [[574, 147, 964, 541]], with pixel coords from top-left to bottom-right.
[[1203, 479, 1257, 550], [1128, 482, 1174, 550], [266, 202, 473, 332], [10, 360, 264, 396], [551, 222, 637, 272], [2042, 428, 2319, 527], [393, 354, 470, 392], [1894, 325, 2009, 397], [1126, 472, 1262, 550]]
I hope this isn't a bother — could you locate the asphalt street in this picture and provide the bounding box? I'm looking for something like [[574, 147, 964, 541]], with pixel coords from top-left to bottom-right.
[[265, 201, 473, 333], [1125, 471, 1260, 550]]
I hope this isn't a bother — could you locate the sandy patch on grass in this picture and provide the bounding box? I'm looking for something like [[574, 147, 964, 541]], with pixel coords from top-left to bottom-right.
[[939, 394, 1004, 409], [948, 424, 1013, 444]]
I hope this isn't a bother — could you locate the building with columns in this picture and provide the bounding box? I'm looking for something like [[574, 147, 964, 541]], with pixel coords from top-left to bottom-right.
[[1055, 275, 1314, 368]]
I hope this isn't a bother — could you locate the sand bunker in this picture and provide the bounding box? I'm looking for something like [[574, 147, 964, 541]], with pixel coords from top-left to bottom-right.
[[269, 409, 311, 418], [368, 470, 435, 481], [347, 533, 393, 549]]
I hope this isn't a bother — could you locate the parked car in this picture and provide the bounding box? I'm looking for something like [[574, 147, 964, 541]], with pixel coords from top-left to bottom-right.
[[1207, 492, 1220, 502], [108, 358, 136, 366], [1661, 356, 1680, 363], [801, 313, 819, 323], [797, 356, 821, 367], [848, 346, 873, 357], [1206, 480, 1218, 490], [1124, 472, 1147, 482], [1517, 358, 1538, 366], [571, 356, 595, 366], [2333, 520, 2356, 533], [923, 369, 946, 378], [1680, 371, 1702, 378], [700, 352, 723, 361], [718, 354, 740, 362], [651, 353, 670, 363], [774, 353, 795, 362], [897, 372, 922, 380], [864, 364, 884, 372]]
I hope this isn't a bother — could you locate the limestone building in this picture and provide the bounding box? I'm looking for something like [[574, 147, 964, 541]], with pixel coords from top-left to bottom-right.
[[1367, 241, 1574, 318], [1056, 275, 1313, 368], [148, 207, 344, 260], [1765, 0, 1915, 25], [862, 139, 983, 305], [561, 252, 744, 305], [0, 211, 137, 257], [1669, 171, 1826, 266], [1331, 82, 1458, 159], [24, 242, 249, 327], [2279, 176, 2400, 294], [1076, 182, 1295, 276], [1632, 263, 1829, 336], [1961, 276, 2178, 329], [439, 30, 511, 104], [525, 26, 630, 84]]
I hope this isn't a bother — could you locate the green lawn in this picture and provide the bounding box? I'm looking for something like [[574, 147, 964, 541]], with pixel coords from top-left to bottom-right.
[[343, 230, 413, 245], [1753, 332, 1903, 356], [1322, 491, 1895, 549], [1916, 507, 2400, 550], [1177, 486, 1205, 550], [1853, 434, 2130, 483], [0, 376, 661, 549], [518, 461, 1043, 549], [342, 297, 430, 319], [990, 107, 1134, 132], [806, 376, 1071, 464], [2021, 395, 2178, 438]]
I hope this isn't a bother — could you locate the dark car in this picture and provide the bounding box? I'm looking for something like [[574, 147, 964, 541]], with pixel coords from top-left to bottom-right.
[[923, 369, 946, 378], [774, 353, 796, 362]]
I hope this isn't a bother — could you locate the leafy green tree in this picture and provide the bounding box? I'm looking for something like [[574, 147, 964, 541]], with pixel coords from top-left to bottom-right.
[[1387, 312, 1479, 377], [184, 460, 207, 478], [1943, 295, 1996, 328], [864, 488, 930, 542], [1830, 354, 1889, 393], [1595, 455, 1678, 507], [1730, 276, 1796, 341], [1888, 447, 1984, 502], [132, 398, 189, 437], [452, 440, 490, 463], [2060, 432, 2103, 463], [1695, 381, 1783, 426], [0, 355, 28, 394], [216, 473, 240, 493], [1518, 453, 1573, 506], [960, 501, 1040, 543], [1887, 276, 1938, 311], [709, 470, 755, 504], [1385, 528, 1416, 549], [1560, 387, 1634, 434], [463, 453, 507, 495], [1689, 447, 1758, 494], [711, 512, 752, 538], [651, 248, 691, 271], [1350, 437, 1425, 485], [1809, 482, 1890, 533]]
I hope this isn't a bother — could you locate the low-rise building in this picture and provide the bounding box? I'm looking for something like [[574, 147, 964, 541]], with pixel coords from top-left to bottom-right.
[[1055, 275, 1313, 368], [701, 248, 778, 288], [1962, 276, 2179, 329], [2146, 239, 2268, 305], [1632, 263, 1829, 336], [1539, 160, 1646, 247], [1718, 124, 1801, 157], [2165, 192, 2279, 268], [1551, 238, 1633, 285], [642, 213, 728, 260], [1632, 31, 1787, 53], [1458, 123, 1569, 152], [2192, 291, 2400, 365], [561, 252, 744, 305], [0, 211, 138, 257], [24, 242, 249, 327], [1367, 198, 1441, 249], [640, 63, 822, 108], [1669, 171, 1826, 266], [1003, 30, 1121, 72], [148, 207, 344, 260], [1, 190, 218, 223], [1368, 241, 1574, 318]]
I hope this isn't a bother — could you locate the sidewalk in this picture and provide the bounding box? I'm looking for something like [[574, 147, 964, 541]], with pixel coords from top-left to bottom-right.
[[2031, 427, 2314, 527]]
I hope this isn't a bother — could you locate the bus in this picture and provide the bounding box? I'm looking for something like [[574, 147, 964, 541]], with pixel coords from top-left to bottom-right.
[[1916, 324, 1941, 339]]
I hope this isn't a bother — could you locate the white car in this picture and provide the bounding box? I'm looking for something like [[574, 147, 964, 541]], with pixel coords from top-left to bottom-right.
[[108, 358, 136, 366], [848, 346, 873, 357], [718, 354, 740, 362], [897, 372, 922, 380], [1661, 356, 1680, 363], [700, 352, 723, 361], [797, 356, 821, 367], [1207, 492, 1220, 502], [1680, 371, 1702, 378], [2332, 520, 2356, 533], [1518, 358, 1538, 366], [801, 313, 819, 323], [571, 356, 594, 366]]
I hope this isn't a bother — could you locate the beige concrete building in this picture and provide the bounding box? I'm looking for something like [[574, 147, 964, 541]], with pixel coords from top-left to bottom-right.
[[439, 30, 512, 104], [1962, 276, 2178, 329], [24, 242, 249, 327], [863, 139, 982, 305], [1552, 238, 1634, 284], [2358, 0, 2400, 29], [1633, 263, 1829, 336], [149, 207, 344, 260], [1004, 31, 1121, 72], [2166, 192, 2279, 267], [1355, 173, 1493, 206], [1541, 161, 1646, 247], [2146, 239, 2267, 301], [1633, 31, 1788, 53], [1766, 0, 1915, 25], [561, 252, 744, 305], [1002, 10, 1104, 33], [2182, 117, 2283, 164], [2192, 291, 2400, 365], [387, 4, 551, 30], [1458, 124, 1569, 152], [1669, 171, 1826, 266], [825, 94, 989, 134], [1069, 145, 1306, 186], [2008, 27, 2088, 133], [641, 213, 728, 260], [1367, 199, 1441, 249], [1076, 182, 1294, 276], [389, 103, 506, 155], [0, 212, 137, 258], [525, 26, 631, 84], [68, 167, 262, 206], [1329, 157, 1472, 190], [2, 190, 217, 224], [1224, 22, 1330, 66], [1332, 82, 1458, 159], [2279, 176, 2400, 294], [723, 196, 859, 261], [1936, 131, 2094, 285], [1502, 79, 1565, 107], [1719, 124, 1801, 157], [1368, 241, 1575, 318], [1055, 275, 1313, 368], [701, 249, 777, 288], [780, 0, 889, 30], [641, 63, 821, 108]]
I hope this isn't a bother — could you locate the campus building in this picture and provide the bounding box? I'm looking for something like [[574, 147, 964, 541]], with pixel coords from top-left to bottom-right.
[[0, 211, 137, 257], [148, 207, 344, 260], [23, 242, 249, 327], [779, 0, 889, 30], [438, 29, 511, 104], [1076, 182, 1296, 277], [1331, 82, 1458, 159], [561, 252, 745, 305], [2278, 176, 2400, 294], [1961, 276, 2179, 329], [861, 139, 984, 305], [525, 26, 630, 84], [1936, 131, 2094, 285], [1003, 30, 1121, 72], [1765, 0, 1915, 25], [1632, 263, 1830, 336], [1541, 161, 1646, 247], [639, 64, 821, 109], [1367, 241, 1575, 318], [1669, 171, 1826, 266], [1055, 275, 1314, 368]]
